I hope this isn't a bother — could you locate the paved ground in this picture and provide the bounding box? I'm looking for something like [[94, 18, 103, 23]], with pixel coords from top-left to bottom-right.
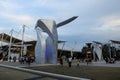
[[72, 61, 120, 67], [0, 61, 89, 80], [0, 66, 69, 80], [0, 60, 120, 80], [1, 60, 120, 68], [0, 61, 57, 67]]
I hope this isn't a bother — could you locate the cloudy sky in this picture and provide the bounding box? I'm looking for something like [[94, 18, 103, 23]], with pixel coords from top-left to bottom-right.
[[0, 0, 120, 51]]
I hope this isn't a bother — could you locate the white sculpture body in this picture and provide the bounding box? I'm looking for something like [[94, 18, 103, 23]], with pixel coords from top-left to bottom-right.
[[35, 16, 78, 64], [93, 43, 103, 61], [35, 19, 57, 64], [35, 27, 46, 64], [46, 36, 57, 64]]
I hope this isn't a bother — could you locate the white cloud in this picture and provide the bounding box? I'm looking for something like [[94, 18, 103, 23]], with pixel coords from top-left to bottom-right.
[[0, 0, 23, 12], [31, 0, 99, 20], [87, 15, 120, 41], [0, 27, 11, 33], [0, 13, 35, 27], [33, 0, 47, 6], [0, 27, 4, 31], [96, 15, 120, 31]]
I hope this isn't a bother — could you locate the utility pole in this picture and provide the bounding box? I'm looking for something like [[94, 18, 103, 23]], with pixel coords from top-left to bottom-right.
[[92, 42, 96, 61], [71, 41, 77, 57], [108, 41, 111, 59], [0, 33, 4, 49], [60, 42, 66, 57], [21, 25, 25, 57], [20, 24, 31, 57], [8, 29, 13, 61]]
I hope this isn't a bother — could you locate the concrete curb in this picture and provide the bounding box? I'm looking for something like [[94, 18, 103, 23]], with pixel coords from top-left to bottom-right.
[[0, 64, 90, 80]]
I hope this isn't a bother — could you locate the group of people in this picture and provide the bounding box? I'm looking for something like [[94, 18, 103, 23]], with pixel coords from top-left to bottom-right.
[[8, 56, 35, 66], [19, 56, 35, 65], [59, 56, 80, 67], [9, 56, 17, 62], [105, 57, 116, 64]]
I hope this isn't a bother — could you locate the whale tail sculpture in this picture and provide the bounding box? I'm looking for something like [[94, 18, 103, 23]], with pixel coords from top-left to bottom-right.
[[57, 16, 78, 27], [35, 16, 78, 64]]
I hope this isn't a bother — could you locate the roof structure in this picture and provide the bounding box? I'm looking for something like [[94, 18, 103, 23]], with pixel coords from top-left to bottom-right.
[[92, 41, 103, 45], [0, 33, 65, 46], [0, 33, 21, 43], [110, 40, 120, 44]]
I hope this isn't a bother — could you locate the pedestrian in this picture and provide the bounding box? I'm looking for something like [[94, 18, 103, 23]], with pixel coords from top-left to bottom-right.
[[76, 59, 80, 67], [13, 56, 16, 62], [20, 56, 23, 64], [28, 56, 31, 66], [9, 56, 12, 62], [59, 57, 63, 66], [85, 58, 89, 65], [68, 56, 72, 67]]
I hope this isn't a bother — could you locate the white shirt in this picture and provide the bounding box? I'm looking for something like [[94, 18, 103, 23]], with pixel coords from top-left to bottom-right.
[[68, 57, 72, 62]]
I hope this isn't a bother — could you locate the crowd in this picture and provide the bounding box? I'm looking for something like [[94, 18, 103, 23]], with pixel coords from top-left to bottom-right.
[[8, 56, 35, 65], [105, 57, 116, 64]]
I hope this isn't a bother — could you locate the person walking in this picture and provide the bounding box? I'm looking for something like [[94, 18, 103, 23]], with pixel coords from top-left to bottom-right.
[[76, 59, 80, 67], [59, 57, 63, 66], [68, 56, 72, 67], [9, 56, 12, 62], [13, 56, 16, 62], [28, 56, 31, 66]]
